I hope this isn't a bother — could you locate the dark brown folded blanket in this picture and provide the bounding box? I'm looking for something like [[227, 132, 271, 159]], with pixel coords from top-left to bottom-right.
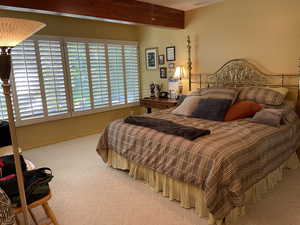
[[124, 116, 210, 140]]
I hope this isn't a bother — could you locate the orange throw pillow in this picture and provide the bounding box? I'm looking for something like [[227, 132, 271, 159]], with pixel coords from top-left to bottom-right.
[[225, 101, 262, 121]]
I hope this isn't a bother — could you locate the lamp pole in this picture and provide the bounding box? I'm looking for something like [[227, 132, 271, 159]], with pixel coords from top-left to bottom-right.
[[0, 47, 30, 225]]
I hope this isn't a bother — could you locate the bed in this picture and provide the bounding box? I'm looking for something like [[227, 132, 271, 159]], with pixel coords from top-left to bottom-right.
[[96, 41, 300, 225]]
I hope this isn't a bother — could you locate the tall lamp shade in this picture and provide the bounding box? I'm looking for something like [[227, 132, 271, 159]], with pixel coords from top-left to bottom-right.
[[0, 17, 46, 225], [0, 17, 46, 47]]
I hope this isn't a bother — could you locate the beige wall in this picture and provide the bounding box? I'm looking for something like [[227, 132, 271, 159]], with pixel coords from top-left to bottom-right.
[[0, 9, 142, 150], [4, 0, 300, 148], [138, 27, 187, 96], [139, 0, 300, 95], [17, 106, 142, 150]]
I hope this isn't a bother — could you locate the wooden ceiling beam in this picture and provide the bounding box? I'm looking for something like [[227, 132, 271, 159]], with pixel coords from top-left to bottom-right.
[[0, 0, 184, 29]]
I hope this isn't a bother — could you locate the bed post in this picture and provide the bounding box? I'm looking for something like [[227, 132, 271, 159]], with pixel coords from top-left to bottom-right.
[[187, 35, 192, 91]]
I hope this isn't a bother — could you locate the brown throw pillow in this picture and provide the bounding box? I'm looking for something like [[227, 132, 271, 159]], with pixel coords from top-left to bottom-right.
[[225, 101, 262, 121]]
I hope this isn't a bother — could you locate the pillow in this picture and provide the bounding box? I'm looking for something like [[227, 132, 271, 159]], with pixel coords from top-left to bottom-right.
[[191, 98, 232, 121], [282, 108, 299, 124], [225, 101, 262, 121], [266, 87, 289, 99], [188, 88, 209, 96], [238, 87, 284, 105], [251, 108, 284, 127], [172, 96, 204, 116], [201, 88, 239, 104], [176, 94, 187, 106]]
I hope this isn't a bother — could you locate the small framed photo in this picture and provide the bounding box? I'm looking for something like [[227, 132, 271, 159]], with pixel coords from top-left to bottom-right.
[[166, 46, 176, 62], [145, 48, 158, 70], [168, 63, 175, 69], [159, 55, 165, 65], [160, 67, 167, 79]]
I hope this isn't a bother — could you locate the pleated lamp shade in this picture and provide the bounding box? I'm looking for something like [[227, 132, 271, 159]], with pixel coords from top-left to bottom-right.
[[0, 17, 46, 47]]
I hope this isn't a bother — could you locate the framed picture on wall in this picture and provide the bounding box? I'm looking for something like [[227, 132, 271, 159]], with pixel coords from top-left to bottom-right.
[[145, 48, 158, 70], [160, 67, 167, 79], [159, 55, 165, 65], [166, 46, 176, 62]]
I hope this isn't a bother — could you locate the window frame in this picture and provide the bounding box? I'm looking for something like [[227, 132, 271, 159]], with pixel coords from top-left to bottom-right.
[[5, 35, 140, 127]]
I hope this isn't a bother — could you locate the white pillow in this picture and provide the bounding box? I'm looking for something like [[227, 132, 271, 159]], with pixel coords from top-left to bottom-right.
[[172, 96, 203, 116], [187, 88, 209, 96]]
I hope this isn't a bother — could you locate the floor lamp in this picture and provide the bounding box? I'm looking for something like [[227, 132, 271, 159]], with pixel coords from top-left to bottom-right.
[[0, 17, 46, 225]]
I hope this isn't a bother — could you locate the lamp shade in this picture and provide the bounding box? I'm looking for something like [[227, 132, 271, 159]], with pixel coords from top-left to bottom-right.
[[0, 17, 46, 47], [174, 66, 185, 79]]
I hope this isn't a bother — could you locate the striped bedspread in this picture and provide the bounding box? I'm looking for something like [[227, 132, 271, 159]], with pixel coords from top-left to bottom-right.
[[97, 109, 300, 219]]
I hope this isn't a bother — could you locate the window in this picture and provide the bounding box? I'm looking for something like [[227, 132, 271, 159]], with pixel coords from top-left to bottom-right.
[[0, 35, 140, 126], [11, 40, 44, 120], [0, 89, 7, 120], [88, 43, 109, 109], [124, 45, 139, 103], [107, 44, 126, 106], [38, 39, 68, 116], [66, 42, 91, 112]]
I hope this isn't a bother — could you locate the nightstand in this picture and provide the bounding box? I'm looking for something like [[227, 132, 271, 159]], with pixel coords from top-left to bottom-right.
[[140, 97, 177, 113]]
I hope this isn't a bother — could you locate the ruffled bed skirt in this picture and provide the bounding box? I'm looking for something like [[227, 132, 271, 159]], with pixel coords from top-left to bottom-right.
[[107, 149, 299, 225]]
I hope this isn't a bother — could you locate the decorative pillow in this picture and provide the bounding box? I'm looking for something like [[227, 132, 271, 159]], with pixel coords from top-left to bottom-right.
[[172, 96, 204, 116], [251, 108, 284, 127], [191, 98, 232, 121], [176, 94, 187, 106], [266, 87, 289, 99], [238, 87, 284, 106], [225, 101, 262, 121], [259, 101, 299, 125], [201, 88, 239, 104]]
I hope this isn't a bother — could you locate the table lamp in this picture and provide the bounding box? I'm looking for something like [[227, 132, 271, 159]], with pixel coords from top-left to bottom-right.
[[174, 65, 185, 94], [0, 17, 46, 225]]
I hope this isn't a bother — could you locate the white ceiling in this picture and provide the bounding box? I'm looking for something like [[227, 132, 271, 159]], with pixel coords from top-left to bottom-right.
[[138, 0, 224, 11]]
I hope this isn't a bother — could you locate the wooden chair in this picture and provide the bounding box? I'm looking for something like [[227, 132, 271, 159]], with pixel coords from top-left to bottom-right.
[[14, 192, 59, 225]]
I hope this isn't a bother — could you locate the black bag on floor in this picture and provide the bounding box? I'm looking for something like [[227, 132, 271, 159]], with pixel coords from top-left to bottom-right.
[[0, 121, 12, 147], [0, 167, 53, 206], [0, 154, 27, 177]]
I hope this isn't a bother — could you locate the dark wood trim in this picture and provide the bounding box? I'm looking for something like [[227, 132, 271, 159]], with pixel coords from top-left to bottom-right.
[[0, 0, 184, 29]]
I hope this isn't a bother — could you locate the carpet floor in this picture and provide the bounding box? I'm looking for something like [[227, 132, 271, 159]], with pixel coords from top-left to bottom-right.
[[22, 134, 300, 225]]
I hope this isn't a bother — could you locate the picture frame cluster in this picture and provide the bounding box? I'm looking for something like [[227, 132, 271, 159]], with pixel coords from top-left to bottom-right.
[[145, 46, 176, 79]]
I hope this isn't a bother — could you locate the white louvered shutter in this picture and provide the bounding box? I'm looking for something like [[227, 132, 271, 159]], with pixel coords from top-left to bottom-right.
[[107, 44, 126, 106], [0, 87, 7, 120], [88, 43, 109, 109], [38, 40, 68, 116], [124, 45, 139, 103], [66, 42, 91, 112], [11, 40, 44, 120]]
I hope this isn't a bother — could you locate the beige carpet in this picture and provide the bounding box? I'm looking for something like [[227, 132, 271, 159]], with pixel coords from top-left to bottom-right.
[[22, 134, 300, 225]]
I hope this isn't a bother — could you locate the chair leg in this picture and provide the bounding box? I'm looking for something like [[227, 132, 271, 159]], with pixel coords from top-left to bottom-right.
[[29, 208, 39, 225], [42, 202, 59, 225]]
